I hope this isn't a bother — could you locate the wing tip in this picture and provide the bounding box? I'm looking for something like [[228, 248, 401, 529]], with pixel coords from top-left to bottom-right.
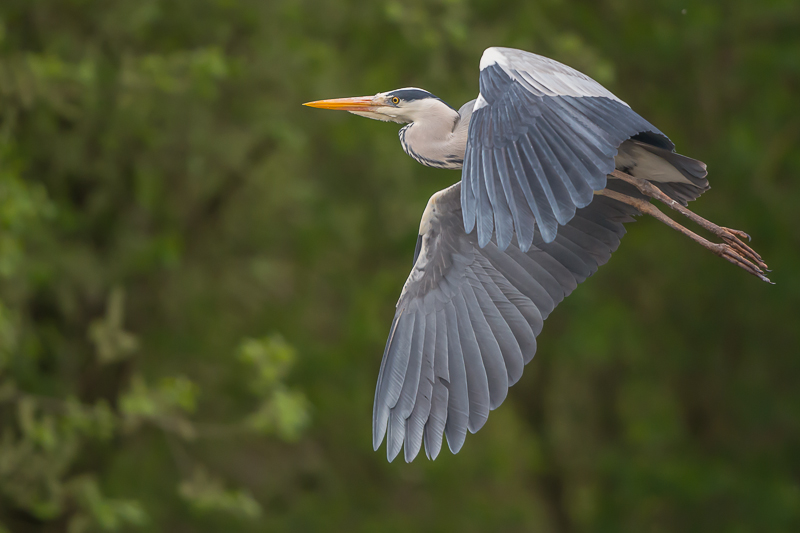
[[539, 220, 558, 244], [372, 404, 389, 451], [386, 436, 402, 462], [446, 433, 465, 454], [477, 229, 492, 248], [424, 438, 441, 460], [404, 444, 420, 463]]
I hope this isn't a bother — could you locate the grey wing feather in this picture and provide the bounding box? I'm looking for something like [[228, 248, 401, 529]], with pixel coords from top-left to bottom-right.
[[463, 47, 670, 250], [385, 309, 425, 460], [463, 279, 508, 410], [444, 300, 469, 453], [452, 290, 491, 433], [423, 307, 450, 459], [404, 311, 436, 462], [373, 181, 639, 461]]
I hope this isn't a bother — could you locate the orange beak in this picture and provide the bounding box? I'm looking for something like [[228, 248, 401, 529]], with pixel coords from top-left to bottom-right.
[[303, 95, 376, 111]]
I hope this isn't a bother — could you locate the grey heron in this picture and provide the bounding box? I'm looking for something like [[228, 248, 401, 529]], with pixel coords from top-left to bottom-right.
[[305, 47, 769, 463]]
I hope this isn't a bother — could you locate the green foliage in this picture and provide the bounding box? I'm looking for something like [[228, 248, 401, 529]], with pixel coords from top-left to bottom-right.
[[89, 288, 139, 365], [0, 0, 798, 531], [178, 468, 261, 519], [238, 336, 310, 440], [68, 476, 148, 533]]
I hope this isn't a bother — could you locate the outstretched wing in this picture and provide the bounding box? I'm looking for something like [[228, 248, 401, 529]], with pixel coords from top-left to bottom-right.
[[462, 47, 671, 251], [373, 181, 640, 462]]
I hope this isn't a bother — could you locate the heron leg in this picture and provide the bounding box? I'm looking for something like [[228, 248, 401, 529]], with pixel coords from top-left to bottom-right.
[[595, 187, 772, 283], [609, 170, 768, 271]]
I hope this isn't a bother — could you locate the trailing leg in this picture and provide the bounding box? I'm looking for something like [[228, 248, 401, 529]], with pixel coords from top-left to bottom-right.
[[595, 188, 772, 283]]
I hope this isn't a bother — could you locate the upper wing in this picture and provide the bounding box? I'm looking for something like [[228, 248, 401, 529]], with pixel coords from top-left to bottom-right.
[[373, 181, 640, 462], [462, 47, 671, 251]]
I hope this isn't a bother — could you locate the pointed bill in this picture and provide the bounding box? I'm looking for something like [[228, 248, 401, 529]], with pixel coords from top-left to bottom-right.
[[303, 96, 376, 111]]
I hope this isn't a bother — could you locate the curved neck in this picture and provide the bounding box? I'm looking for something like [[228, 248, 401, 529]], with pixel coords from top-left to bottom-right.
[[399, 109, 469, 170]]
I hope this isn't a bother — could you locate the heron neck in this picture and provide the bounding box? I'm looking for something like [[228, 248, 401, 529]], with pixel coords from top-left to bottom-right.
[[399, 114, 468, 170]]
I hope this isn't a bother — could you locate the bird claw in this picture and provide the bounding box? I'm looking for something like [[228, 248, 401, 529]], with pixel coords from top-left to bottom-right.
[[719, 229, 767, 269], [723, 227, 751, 242], [715, 242, 773, 284]]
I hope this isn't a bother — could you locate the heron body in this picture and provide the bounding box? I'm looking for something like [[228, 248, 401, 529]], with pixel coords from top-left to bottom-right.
[[305, 47, 768, 463]]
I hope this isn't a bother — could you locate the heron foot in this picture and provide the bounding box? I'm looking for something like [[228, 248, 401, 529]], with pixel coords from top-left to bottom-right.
[[711, 241, 773, 284], [717, 226, 768, 272]]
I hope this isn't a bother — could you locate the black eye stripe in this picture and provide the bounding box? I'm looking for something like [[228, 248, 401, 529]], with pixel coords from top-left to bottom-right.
[[385, 89, 456, 111], [387, 89, 433, 101]]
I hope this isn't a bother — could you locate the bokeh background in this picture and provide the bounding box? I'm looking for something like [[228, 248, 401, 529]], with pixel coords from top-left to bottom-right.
[[1, 0, 799, 531]]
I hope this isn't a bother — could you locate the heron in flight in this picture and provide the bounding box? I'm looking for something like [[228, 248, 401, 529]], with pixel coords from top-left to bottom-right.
[[305, 47, 769, 463]]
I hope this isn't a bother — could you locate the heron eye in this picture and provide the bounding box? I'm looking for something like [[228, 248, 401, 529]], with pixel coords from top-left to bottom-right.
[[391, 96, 400, 105]]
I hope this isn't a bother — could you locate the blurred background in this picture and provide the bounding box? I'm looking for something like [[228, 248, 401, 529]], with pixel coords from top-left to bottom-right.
[[1, 0, 799, 531]]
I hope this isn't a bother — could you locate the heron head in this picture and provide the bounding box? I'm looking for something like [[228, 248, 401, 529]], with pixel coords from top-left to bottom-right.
[[304, 88, 456, 124]]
